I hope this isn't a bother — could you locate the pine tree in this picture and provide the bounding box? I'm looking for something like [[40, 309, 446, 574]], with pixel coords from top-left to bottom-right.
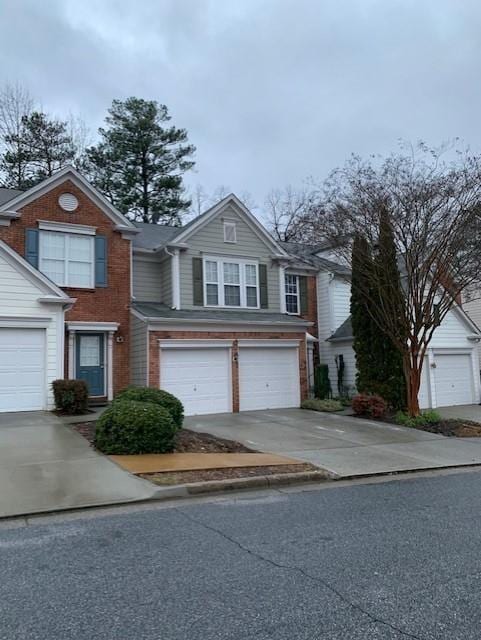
[[2, 112, 75, 188], [87, 97, 195, 225]]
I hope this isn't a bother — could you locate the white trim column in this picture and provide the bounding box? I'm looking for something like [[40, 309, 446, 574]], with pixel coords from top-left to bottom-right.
[[279, 264, 286, 313], [68, 330, 76, 379], [107, 331, 114, 401], [172, 249, 181, 310]]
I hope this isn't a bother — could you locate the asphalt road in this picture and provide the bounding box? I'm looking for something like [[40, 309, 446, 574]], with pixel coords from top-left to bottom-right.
[[2, 471, 481, 640]]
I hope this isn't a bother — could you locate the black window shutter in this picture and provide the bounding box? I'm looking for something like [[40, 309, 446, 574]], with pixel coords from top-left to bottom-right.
[[25, 228, 39, 268], [193, 257, 203, 305], [299, 275, 308, 314], [95, 235, 108, 287], [259, 263, 268, 308]]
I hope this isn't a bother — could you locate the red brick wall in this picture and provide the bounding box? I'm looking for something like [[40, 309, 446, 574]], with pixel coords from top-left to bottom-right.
[[147, 330, 308, 412], [302, 275, 318, 338], [0, 179, 131, 393]]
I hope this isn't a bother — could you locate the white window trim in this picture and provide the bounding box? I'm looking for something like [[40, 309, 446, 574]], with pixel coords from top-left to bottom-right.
[[223, 220, 237, 243], [38, 220, 96, 235], [285, 273, 300, 315], [39, 230, 95, 289], [203, 256, 260, 309]]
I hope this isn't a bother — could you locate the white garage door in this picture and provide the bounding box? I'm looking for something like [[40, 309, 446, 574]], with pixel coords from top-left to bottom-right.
[[434, 353, 474, 407], [160, 347, 231, 416], [0, 328, 46, 412], [239, 346, 300, 411]]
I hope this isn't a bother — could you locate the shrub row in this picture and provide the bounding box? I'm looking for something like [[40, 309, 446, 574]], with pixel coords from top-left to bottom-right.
[[301, 398, 343, 413], [351, 394, 387, 419]]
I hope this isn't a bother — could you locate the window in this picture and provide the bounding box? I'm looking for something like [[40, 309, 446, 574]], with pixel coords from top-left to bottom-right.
[[285, 274, 299, 314], [39, 231, 94, 288], [223, 221, 237, 243], [203, 258, 258, 308]]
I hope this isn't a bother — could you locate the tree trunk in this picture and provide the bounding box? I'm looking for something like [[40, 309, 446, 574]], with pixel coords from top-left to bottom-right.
[[403, 351, 422, 417]]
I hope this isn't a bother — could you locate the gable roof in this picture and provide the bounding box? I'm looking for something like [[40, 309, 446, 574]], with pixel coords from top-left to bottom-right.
[[0, 166, 136, 230], [173, 194, 289, 256], [0, 239, 73, 302], [0, 187, 23, 206]]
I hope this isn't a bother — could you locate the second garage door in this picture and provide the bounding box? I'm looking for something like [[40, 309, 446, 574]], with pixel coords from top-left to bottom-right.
[[239, 345, 300, 411], [433, 353, 475, 407], [160, 346, 231, 416], [0, 328, 46, 412]]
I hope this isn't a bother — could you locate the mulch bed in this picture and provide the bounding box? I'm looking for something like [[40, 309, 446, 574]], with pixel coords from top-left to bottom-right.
[[73, 422, 255, 453], [414, 419, 481, 438], [353, 413, 481, 438], [140, 463, 318, 486]]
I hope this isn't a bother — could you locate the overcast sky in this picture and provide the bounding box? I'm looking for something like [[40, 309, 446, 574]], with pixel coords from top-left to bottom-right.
[[2, 0, 481, 215]]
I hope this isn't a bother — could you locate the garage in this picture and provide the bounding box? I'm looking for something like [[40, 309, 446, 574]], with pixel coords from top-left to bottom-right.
[[418, 350, 478, 409], [238, 342, 300, 411], [0, 328, 46, 412], [159, 342, 232, 415], [432, 352, 475, 407]]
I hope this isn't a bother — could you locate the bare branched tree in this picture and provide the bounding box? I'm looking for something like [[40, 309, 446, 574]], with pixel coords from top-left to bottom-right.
[[264, 185, 317, 242], [0, 82, 34, 188], [311, 144, 481, 416]]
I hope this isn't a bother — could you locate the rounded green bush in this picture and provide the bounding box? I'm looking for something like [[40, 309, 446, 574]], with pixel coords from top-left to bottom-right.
[[115, 386, 184, 428], [95, 400, 177, 454]]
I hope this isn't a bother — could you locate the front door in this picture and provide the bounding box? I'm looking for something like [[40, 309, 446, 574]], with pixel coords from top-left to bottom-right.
[[76, 333, 105, 396]]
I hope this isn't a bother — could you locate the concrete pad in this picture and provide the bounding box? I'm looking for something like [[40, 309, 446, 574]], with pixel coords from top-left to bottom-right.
[[437, 404, 481, 422], [0, 411, 156, 518], [185, 409, 481, 479], [110, 452, 304, 474]]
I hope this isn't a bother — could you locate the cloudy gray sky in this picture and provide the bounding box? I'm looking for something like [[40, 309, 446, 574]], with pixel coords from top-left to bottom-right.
[[2, 0, 481, 214]]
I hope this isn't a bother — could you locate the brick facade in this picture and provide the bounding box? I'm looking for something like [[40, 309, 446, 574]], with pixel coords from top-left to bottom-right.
[[147, 330, 308, 412], [0, 179, 131, 394]]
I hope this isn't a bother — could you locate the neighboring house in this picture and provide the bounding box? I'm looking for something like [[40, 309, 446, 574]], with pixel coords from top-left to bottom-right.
[[0, 167, 138, 412], [1, 166, 476, 416], [287, 242, 481, 409], [0, 174, 317, 415], [130, 195, 317, 415]]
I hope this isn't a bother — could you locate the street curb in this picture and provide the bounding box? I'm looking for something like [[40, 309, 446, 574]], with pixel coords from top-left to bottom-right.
[[149, 469, 336, 500]]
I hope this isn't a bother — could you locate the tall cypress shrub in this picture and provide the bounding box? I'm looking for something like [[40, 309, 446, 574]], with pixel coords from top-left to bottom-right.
[[350, 236, 374, 394], [371, 209, 406, 409]]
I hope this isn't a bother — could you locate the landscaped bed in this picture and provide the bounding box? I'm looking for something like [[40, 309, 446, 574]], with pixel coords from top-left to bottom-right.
[[410, 419, 481, 438], [73, 421, 316, 484], [140, 463, 319, 486], [73, 422, 255, 452]]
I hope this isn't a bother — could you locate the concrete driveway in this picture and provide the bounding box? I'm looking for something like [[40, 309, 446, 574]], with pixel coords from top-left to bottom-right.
[[185, 408, 481, 478], [0, 411, 156, 518]]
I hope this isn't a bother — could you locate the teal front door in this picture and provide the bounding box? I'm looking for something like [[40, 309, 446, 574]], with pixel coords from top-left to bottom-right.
[[76, 333, 105, 396]]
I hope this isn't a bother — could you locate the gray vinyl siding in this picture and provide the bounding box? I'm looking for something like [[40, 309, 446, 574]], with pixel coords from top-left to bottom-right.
[[160, 258, 172, 307], [179, 204, 281, 312], [132, 257, 163, 302], [130, 314, 148, 386]]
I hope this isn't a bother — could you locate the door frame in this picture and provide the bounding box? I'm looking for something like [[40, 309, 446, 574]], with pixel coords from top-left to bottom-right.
[[67, 321, 119, 400], [75, 332, 106, 397]]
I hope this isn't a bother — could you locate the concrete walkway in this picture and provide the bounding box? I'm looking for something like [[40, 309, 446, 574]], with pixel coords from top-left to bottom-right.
[[0, 411, 156, 518], [185, 408, 481, 478], [110, 452, 302, 474]]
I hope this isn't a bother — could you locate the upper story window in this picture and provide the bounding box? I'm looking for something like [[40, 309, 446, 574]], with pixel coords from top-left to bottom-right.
[[223, 221, 237, 243], [203, 257, 258, 308], [285, 273, 299, 314], [39, 230, 94, 288]]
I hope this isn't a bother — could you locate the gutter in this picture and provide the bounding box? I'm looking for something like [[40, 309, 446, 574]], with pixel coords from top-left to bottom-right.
[[141, 315, 313, 327]]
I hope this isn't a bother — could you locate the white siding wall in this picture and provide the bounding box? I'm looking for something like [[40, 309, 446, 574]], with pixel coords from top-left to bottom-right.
[[317, 272, 356, 396], [130, 314, 148, 386], [0, 252, 63, 409], [459, 296, 481, 365]]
